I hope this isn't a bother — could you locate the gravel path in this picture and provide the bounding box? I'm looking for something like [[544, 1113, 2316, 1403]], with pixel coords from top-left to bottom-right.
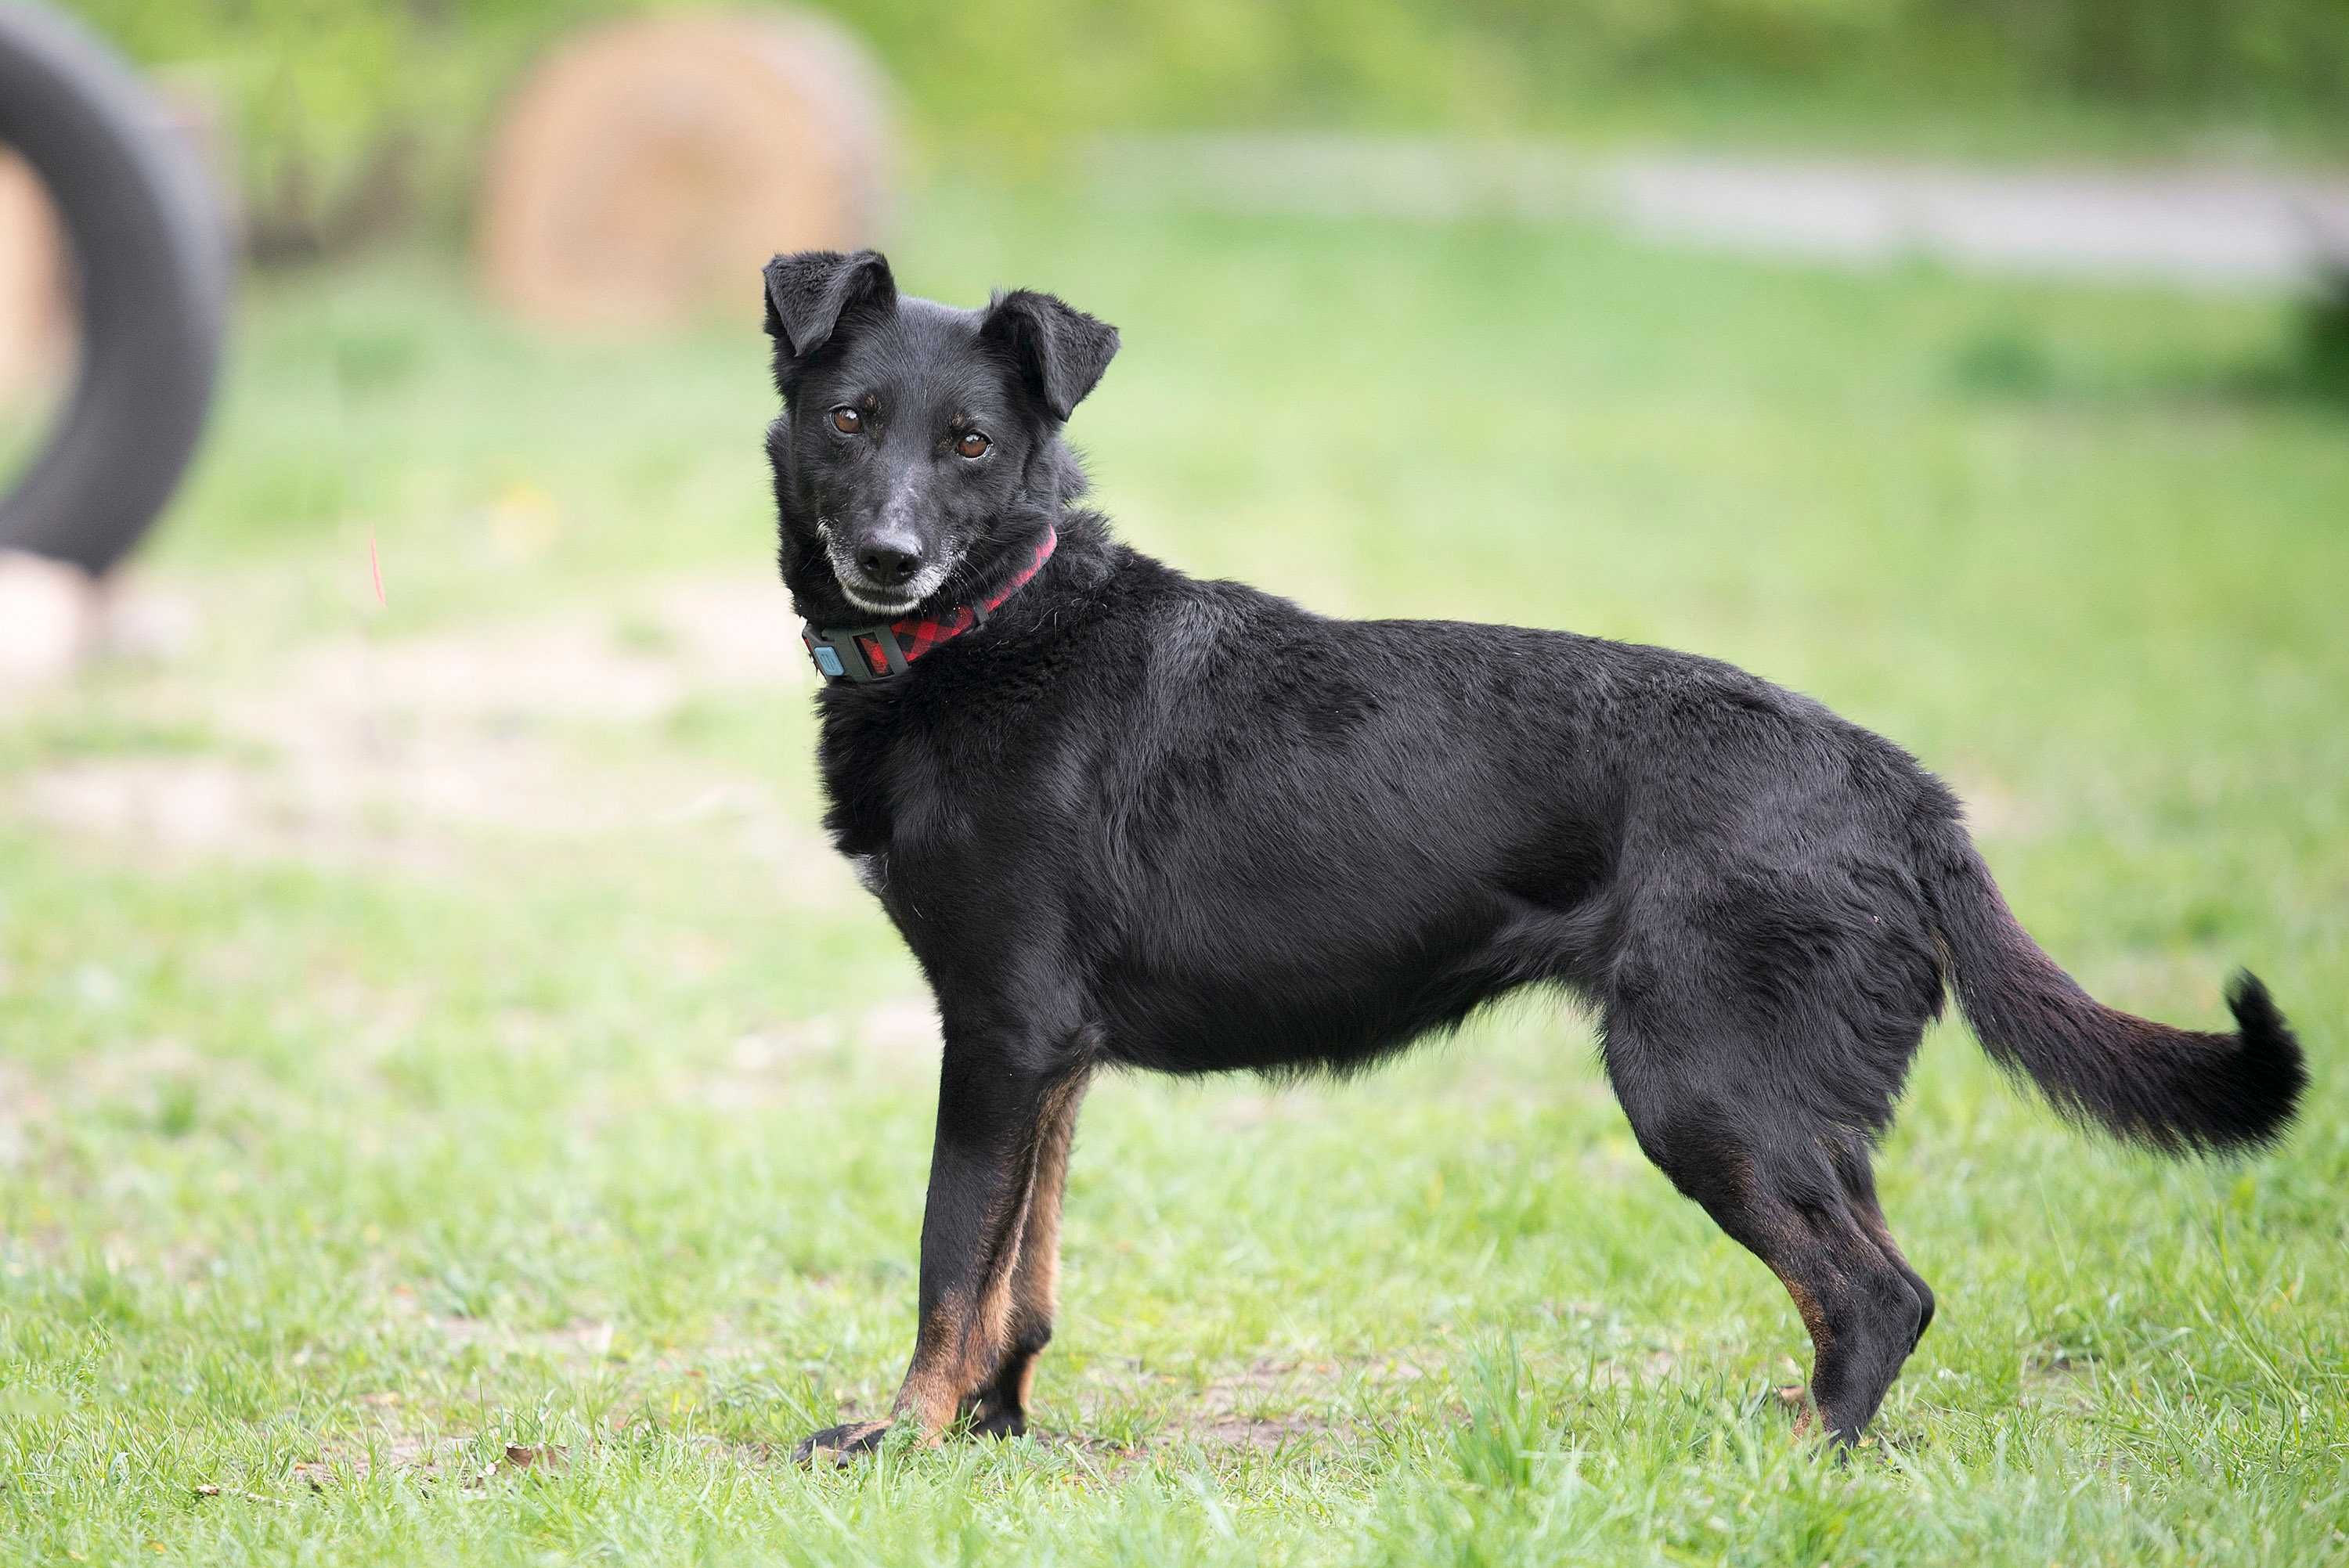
[[1090, 135, 2349, 290]]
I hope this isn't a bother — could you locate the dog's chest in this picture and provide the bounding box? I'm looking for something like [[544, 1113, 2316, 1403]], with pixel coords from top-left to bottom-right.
[[814, 701, 919, 858], [815, 701, 1009, 894]]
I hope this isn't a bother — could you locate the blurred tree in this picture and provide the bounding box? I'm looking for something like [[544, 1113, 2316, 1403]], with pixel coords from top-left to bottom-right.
[[61, 0, 2349, 262]]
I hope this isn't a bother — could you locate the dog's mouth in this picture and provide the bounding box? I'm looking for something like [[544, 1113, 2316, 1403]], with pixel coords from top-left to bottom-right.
[[836, 580, 924, 617], [823, 535, 956, 620]]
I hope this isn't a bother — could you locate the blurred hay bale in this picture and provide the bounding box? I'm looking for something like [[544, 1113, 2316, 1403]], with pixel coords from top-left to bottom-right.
[[478, 9, 893, 331], [0, 151, 72, 408]]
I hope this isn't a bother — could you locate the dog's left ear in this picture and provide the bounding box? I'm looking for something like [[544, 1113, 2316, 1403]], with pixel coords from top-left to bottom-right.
[[981, 290, 1119, 422], [763, 250, 897, 365]]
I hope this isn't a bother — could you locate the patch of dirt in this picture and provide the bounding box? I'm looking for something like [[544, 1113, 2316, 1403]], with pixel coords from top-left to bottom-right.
[[1574, 1347, 1683, 1390], [280, 1352, 1402, 1490], [1194, 1411, 1331, 1453], [1186, 1357, 1431, 1451], [265, 579, 805, 731], [415, 1312, 623, 1364], [286, 1433, 543, 1491], [288, 1429, 790, 1493], [13, 575, 853, 899], [287, 1433, 450, 1489], [1087, 1355, 1418, 1454], [688, 998, 943, 1106]]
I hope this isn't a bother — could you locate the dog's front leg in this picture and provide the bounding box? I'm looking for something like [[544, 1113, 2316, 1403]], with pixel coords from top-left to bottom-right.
[[962, 1068, 1088, 1437], [794, 1028, 1075, 1463]]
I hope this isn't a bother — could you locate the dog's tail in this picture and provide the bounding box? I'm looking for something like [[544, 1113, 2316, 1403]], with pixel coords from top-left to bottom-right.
[[1917, 818, 2305, 1155]]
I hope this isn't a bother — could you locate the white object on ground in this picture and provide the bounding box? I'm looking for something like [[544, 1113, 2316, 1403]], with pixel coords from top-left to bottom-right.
[[0, 549, 96, 693]]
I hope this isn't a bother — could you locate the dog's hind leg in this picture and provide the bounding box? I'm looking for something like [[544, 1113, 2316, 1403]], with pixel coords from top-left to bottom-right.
[[1604, 1009, 1925, 1444], [1826, 1134, 1933, 1354], [963, 1069, 1089, 1438]]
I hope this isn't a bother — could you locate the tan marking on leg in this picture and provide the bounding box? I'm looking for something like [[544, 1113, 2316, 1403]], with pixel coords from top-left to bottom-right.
[[1775, 1268, 1831, 1350], [1008, 1072, 1084, 1342], [987, 1072, 1087, 1417], [890, 1080, 1087, 1440], [966, 1221, 1023, 1382], [894, 1184, 1032, 1442], [895, 1296, 997, 1440], [1769, 1273, 1830, 1443], [889, 1070, 1090, 1443], [1003, 1352, 1041, 1417]]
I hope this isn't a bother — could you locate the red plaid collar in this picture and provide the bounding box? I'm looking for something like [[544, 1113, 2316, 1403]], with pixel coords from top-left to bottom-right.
[[801, 527, 1057, 683]]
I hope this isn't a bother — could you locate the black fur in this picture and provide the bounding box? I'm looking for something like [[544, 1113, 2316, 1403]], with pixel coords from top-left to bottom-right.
[[764, 251, 2308, 1452]]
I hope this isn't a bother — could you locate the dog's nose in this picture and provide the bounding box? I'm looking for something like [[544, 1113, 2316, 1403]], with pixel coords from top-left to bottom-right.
[[856, 541, 923, 588]]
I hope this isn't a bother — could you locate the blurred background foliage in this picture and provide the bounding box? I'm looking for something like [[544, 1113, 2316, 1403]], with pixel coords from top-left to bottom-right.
[[69, 0, 2349, 261]]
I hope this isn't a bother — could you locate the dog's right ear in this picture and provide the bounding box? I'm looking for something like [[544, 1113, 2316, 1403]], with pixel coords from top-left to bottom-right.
[[763, 250, 896, 378], [980, 289, 1118, 422]]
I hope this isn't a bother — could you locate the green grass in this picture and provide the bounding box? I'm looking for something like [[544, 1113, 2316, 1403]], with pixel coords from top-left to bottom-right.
[[2, 186, 2345, 1565]]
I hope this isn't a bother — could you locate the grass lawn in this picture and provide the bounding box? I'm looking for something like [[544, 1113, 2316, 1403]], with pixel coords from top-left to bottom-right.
[[2, 185, 2345, 1565]]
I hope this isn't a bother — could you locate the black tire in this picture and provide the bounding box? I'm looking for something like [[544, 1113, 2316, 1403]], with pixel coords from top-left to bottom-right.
[[0, 1, 229, 575]]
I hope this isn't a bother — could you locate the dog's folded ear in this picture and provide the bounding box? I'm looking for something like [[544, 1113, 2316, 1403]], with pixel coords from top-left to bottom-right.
[[981, 290, 1120, 422], [763, 250, 897, 369]]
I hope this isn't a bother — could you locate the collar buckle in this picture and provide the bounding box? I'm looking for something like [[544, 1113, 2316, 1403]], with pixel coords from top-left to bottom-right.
[[801, 622, 907, 683]]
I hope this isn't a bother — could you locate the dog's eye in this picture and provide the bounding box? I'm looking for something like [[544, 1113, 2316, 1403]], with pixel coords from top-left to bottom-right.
[[830, 406, 862, 435], [955, 431, 990, 460]]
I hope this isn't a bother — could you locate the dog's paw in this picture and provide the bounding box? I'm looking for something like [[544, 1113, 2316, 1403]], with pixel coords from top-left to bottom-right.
[[792, 1419, 892, 1465], [956, 1383, 1030, 1440], [965, 1397, 1027, 1440]]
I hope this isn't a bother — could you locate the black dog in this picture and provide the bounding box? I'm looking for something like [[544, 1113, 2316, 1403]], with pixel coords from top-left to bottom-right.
[[763, 250, 2306, 1459]]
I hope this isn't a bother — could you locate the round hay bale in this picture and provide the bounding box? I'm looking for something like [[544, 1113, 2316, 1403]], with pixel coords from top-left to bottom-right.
[[478, 9, 893, 331]]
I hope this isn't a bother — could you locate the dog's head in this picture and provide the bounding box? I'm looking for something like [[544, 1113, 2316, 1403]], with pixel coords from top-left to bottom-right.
[[763, 250, 1117, 620]]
